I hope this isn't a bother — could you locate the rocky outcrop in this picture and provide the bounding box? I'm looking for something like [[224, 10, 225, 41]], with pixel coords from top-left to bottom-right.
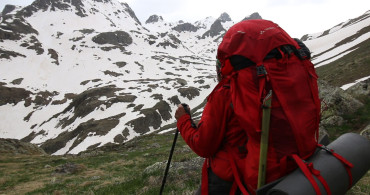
[[2, 5, 17, 15], [145, 15, 163, 24], [0, 138, 46, 155], [0, 83, 32, 106], [92, 31, 133, 46], [346, 78, 370, 100], [48, 48, 59, 65], [20, 0, 87, 18], [0, 48, 26, 59], [20, 36, 44, 55], [143, 156, 203, 176], [321, 87, 363, 118], [41, 112, 126, 154], [172, 23, 199, 33], [218, 12, 232, 22], [242, 12, 262, 21], [177, 87, 200, 100], [50, 86, 135, 129], [202, 19, 225, 38], [54, 162, 86, 175], [319, 80, 364, 126], [126, 100, 172, 134], [0, 8, 38, 41]]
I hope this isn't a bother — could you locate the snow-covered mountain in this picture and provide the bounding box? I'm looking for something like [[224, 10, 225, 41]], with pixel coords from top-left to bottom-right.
[[304, 10, 370, 67], [0, 0, 368, 155], [303, 10, 370, 89]]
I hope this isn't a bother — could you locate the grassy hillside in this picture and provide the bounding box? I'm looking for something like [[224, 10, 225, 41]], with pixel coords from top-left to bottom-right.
[[316, 38, 370, 87], [1, 93, 370, 194], [1, 127, 369, 194], [0, 131, 202, 194]]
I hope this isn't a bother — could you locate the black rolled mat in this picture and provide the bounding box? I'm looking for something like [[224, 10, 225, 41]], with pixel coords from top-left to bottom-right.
[[260, 133, 370, 195]]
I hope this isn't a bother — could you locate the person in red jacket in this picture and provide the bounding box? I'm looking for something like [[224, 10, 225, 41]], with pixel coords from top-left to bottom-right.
[[175, 63, 248, 194]]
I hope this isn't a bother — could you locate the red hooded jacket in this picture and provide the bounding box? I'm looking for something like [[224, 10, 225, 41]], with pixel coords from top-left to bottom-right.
[[177, 81, 248, 194]]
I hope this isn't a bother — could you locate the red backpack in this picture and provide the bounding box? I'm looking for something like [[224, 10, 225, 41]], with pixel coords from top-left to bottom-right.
[[217, 19, 321, 194]]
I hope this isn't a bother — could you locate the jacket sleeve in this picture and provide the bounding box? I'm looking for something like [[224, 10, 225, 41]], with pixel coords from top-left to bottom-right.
[[177, 88, 231, 158]]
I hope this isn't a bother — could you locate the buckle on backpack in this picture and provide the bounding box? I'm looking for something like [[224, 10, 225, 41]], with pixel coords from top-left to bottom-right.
[[257, 65, 267, 77], [318, 144, 333, 154]]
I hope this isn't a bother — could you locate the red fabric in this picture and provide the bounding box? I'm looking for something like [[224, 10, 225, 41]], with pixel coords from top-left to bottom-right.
[[292, 154, 332, 195], [177, 82, 248, 194], [227, 149, 249, 195], [292, 154, 322, 195], [217, 19, 320, 194], [221, 59, 234, 76], [307, 163, 332, 195], [217, 19, 299, 68], [331, 153, 353, 189]]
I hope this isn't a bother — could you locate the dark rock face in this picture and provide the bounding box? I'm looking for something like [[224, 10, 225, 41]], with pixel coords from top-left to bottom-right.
[[156, 34, 181, 49], [48, 48, 59, 65], [126, 100, 172, 134], [11, 78, 24, 85], [20, 0, 87, 17], [146, 15, 163, 24], [202, 20, 225, 38], [172, 23, 199, 33], [0, 10, 38, 41], [242, 12, 262, 21], [0, 82, 59, 108], [127, 108, 162, 134], [92, 31, 133, 46], [168, 95, 181, 105], [2, 5, 16, 15], [154, 100, 172, 121], [48, 86, 135, 129], [0, 84, 32, 106], [0, 48, 26, 59], [178, 87, 200, 100], [41, 113, 125, 154], [218, 12, 232, 22]]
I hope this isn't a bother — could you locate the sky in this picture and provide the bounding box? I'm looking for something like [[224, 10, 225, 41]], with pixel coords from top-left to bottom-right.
[[0, 0, 369, 38]]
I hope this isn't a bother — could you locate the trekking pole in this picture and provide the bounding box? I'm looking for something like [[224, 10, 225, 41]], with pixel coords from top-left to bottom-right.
[[160, 128, 179, 195], [160, 103, 191, 195], [257, 90, 273, 188]]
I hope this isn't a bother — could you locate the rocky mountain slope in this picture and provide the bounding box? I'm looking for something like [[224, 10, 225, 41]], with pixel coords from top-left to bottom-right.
[[0, 0, 369, 155], [303, 10, 370, 88], [0, 0, 259, 155]]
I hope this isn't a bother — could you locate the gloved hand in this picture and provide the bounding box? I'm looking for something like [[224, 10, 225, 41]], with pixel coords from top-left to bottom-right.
[[175, 104, 190, 120]]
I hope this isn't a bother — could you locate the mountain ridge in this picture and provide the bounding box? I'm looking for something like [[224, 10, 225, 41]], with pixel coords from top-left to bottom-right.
[[0, 0, 369, 155]]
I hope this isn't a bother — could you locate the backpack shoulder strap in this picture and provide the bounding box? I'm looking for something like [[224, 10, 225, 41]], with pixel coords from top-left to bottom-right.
[[226, 148, 249, 195]]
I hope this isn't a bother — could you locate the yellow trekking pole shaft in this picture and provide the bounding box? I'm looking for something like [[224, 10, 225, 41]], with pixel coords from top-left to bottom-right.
[[257, 90, 273, 188]]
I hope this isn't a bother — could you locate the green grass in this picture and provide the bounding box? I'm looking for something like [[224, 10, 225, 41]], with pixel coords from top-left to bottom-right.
[[0, 130, 201, 195], [1, 101, 369, 195], [316, 38, 370, 87]]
